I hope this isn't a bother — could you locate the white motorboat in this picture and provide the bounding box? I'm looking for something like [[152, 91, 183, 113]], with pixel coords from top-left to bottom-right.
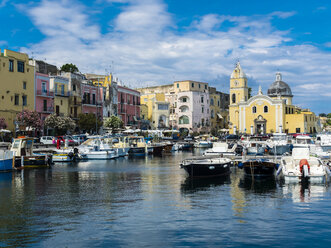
[[267, 133, 291, 155], [316, 133, 331, 151], [78, 138, 118, 160], [203, 142, 237, 156], [279, 147, 330, 183]]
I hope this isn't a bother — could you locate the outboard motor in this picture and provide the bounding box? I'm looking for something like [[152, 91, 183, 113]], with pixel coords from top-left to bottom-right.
[[299, 159, 310, 178]]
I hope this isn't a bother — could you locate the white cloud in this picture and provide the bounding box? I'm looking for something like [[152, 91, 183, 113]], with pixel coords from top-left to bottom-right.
[[19, 0, 331, 113], [0, 0, 8, 8]]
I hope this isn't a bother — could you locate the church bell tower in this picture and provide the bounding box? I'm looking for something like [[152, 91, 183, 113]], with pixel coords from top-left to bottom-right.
[[229, 62, 248, 134]]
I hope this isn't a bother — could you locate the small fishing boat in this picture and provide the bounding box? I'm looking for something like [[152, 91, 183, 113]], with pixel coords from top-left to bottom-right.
[[238, 159, 278, 177], [126, 136, 148, 156], [180, 157, 232, 177], [10, 137, 51, 169], [203, 142, 237, 156], [78, 138, 118, 160], [0, 150, 13, 172], [267, 133, 291, 155]]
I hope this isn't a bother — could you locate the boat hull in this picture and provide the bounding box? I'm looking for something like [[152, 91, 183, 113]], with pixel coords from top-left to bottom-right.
[[85, 151, 117, 160], [181, 161, 231, 177], [13, 156, 50, 169], [240, 160, 277, 177], [0, 159, 13, 172], [128, 147, 146, 156]]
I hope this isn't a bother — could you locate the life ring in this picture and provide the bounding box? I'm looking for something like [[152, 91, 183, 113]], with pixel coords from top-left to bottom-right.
[[299, 159, 310, 173]]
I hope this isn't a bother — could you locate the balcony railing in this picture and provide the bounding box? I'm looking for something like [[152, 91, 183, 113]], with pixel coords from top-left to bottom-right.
[[55, 91, 70, 97], [36, 90, 54, 97], [82, 100, 103, 106], [41, 106, 54, 113]]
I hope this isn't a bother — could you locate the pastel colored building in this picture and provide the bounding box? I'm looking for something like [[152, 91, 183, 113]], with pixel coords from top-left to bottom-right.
[[35, 72, 54, 122], [118, 86, 140, 127], [209, 87, 229, 134], [50, 76, 70, 117], [0, 49, 35, 132], [229, 62, 320, 134], [81, 82, 103, 119], [140, 93, 170, 129]]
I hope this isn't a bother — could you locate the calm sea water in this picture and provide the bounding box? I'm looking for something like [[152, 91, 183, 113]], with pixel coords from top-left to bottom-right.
[[1, 150, 331, 248]]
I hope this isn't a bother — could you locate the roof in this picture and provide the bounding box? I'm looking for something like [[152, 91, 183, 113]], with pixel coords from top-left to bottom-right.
[[230, 62, 247, 79], [267, 72, 293, 97]]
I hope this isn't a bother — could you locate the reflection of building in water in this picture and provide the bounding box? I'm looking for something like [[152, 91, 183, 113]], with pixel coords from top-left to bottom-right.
[[230, 172, 246, 222], [282, 183, 327, 203]]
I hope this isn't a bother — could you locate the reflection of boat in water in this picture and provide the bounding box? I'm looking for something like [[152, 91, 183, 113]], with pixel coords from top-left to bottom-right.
[[281, 182, 328, 203], [181, 175, 231, 193], [238, 159, 278, 177], [0, 150, 13, 172], [238, 176, 277, 194], [180, 157, 232, 177]]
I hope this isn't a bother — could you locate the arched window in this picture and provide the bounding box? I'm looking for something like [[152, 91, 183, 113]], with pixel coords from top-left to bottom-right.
[[179, 115, 189, 124], [264, 106, 268, 113], [252, 106, 256, 113], [211, 109, 214, 118], [232, 93, 236, 104]]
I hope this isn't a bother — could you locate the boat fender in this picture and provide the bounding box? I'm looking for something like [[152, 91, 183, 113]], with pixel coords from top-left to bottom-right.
[[238, 162, 243, 169], [275, 163, 279, 170], [276, 165, 282, 176]]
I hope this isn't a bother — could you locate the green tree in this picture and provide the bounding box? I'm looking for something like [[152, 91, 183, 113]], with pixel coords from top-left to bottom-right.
[[327, 113, 331, 119], [248, 87, 252, 98], [78, 113, 103, 133], [44, 114, 76, 135], [60, 63, 79, 73], [104, 115, 123, 131], [319, 113, 327, 117]]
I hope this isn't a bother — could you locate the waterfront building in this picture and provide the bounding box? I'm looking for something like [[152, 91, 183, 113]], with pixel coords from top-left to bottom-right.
[[140, 93, 170, 129], [118, 86, 140, 127], [81, 81, 103, 120], [85, 73, 118, 118], [60, 72, 84, 120], [50, 76, 70, 117], [209, 87, 229, 134], [34, 72, 54, 122], [229, 62, 320, 134], [0, 49, 35, 132]]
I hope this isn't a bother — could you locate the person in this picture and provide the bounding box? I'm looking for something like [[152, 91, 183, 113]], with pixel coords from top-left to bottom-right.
[[56, 138, 61, 149], [52, 137, 56, 144]]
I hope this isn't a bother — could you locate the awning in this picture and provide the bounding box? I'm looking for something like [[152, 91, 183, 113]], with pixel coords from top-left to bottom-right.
[[217, 113, 223, 119]]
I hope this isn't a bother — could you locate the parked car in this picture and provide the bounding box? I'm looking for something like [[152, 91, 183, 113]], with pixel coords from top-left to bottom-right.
[[56, 136, 78, 145], [71, 134, 87, 145], [40, 136, 55, 145]]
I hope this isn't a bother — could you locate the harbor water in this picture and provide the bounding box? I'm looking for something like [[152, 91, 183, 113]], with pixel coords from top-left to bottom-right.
[[1, 149, 331, 247]]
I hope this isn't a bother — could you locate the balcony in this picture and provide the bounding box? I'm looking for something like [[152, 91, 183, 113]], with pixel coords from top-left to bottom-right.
[[82, 100, 103, 106], [55, 91, 70, 97], [36, 90, 54, 97], [41, 106, 54, 114]]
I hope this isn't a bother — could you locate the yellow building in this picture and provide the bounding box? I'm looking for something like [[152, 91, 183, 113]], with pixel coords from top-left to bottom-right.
[[209, 87, 229, 134], [0, 49, 35, 132], [229, 62, 319, 134], [140, 93, 169, 129], [50, 76, 70, 117]]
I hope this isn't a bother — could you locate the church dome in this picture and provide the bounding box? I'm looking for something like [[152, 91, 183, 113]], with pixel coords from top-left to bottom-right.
[[267, 72, 293, 97]]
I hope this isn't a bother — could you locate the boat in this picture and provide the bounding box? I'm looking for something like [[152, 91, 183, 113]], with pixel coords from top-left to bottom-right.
[[203, 142, 237, 156], [238, 159, 278, 177], [10, 137, 51, 169], [180, 157, 233, 177], [267, 133, 291, 155], [194, 135, 214, 148], [52, 148, 87, 162], [241, 136, 269, 155], [104, 137, 130, 157], [279, 147, 330, 183], [0, 150, 13, 172], [316, 133, 331, 151], [125, 136, 148, 156], [78, 138, 118, 160]]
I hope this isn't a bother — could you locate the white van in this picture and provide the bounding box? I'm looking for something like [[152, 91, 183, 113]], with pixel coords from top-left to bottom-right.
[[40, 136, 55, 145]]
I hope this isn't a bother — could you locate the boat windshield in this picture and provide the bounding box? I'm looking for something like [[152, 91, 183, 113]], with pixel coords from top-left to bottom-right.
[[273, 135, 286, 141], [297, 138, 312, 144], [12, 140, 20, 149]]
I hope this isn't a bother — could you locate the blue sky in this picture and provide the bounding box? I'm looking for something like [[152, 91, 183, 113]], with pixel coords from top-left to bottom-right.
[[1, 0, 331, 114]]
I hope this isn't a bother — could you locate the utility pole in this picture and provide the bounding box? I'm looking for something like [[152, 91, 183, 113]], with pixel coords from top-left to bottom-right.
[[96, 78, 99, 134]]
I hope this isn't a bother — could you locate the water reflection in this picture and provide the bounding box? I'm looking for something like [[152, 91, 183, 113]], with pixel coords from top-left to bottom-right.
[[180, 175, 231, 194], [238, 176, 277, 194], [281, 182, 328, 203]]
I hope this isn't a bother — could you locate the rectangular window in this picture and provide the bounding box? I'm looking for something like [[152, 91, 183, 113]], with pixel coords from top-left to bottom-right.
[[296, 128, 300, 133], [202, 107, 204, 113], [182, 97, 187, 103], [61, 85, 64, 95], [9, 60, 14, 72], [22, 95, 27, 106], [42, 82, 46, 93], [43, 100, 47, 111], [14, 94, 19, 105], [191, 83, 194, 88], [199, 84, 201, 88], [205, 85, 207, 89], [55, 83, 58, 94], [158, 104, 168, 110], [73, 84, 76, 91], [17, 61, 24, 73], [92, 94, 96, 105], [177, 83, 179, 88], [201, 96, 204, 103], [23, 82, 26, 89]]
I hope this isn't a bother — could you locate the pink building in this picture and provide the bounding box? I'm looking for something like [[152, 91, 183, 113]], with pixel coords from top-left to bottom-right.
[[118, 86, 140, 127], [35, 72, 54, 122], [81, 82, 103, 119]]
